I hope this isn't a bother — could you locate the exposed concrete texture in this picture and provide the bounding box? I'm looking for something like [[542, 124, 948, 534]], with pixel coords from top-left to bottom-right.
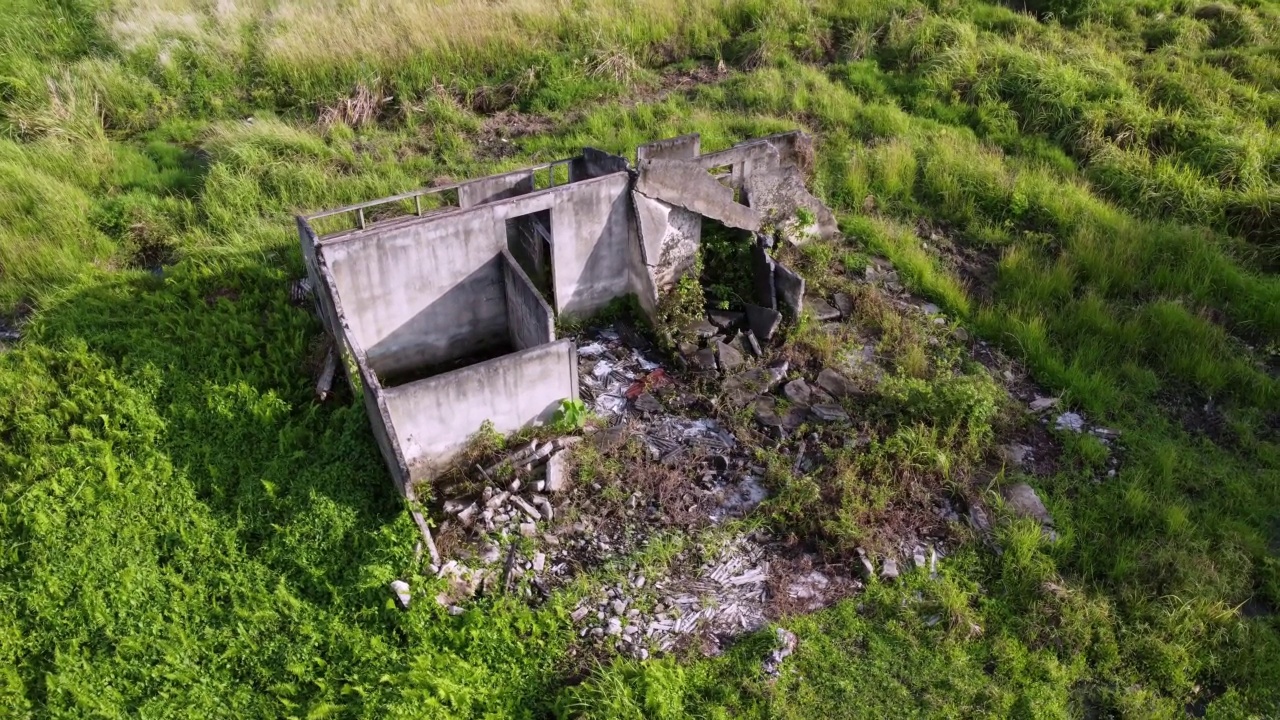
[[632, 191, 701, 293], [382, 339, 579, 483], [572, 147, 631, 181], [322, 210, 508, 382], [774, 261, 806, 317], [459, 170, 534, 208], [637, 133, 700, 162], [503, 250, 555, 351], [635, 159, 760, 232]]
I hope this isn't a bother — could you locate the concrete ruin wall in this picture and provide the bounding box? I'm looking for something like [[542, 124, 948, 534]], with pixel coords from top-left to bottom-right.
[[380, 339, 578, 484], [503, 249, 555, 351]]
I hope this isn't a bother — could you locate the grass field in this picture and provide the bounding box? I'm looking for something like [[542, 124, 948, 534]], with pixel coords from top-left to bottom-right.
[[2, 0, 1279, 717]]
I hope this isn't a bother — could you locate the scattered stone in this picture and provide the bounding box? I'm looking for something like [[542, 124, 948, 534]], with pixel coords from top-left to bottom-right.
[[880, 557, 899, 581], [754, 397, 784, 431], [951, 326, 970, 342], [783, 379, 812, 405], [809, 403, 850, 423], [1029, 396, 1060, 412], [929, 547, 939, 579], [690, 347, 718, 372], [612, 599, 627, 615], [815, 368, 858, 398], [1055, 412, 1084, 433], [723, 368, 785, 407], [1003, 483, 1054, 526], [708, 310, 744, 330], [716, 339, 745, 373], [390, 580, 412, 610], [999, 443, 1033, 469], [912, 545, 927, 570], [753, 238, 777, 309], [833, 292, 853, 318], [774, 262, 806, 316], [606, 617, 623, 635], [763, 628, 798, 677], [633, 575, 646, 589], [744, 303, 782, 342], [634, 392, 663, 414], [809, 297, 841, 322], [572, 606, 591, 622], [481, 543, 502, 563], [740, 330, 763, 357], [968, 505, 992, 534], [856, 548, 876, 580], [684, 318, 719, 339], [921, 302, 941, 315], [510, 495, 541, 522], [519, 522, 538, 537]]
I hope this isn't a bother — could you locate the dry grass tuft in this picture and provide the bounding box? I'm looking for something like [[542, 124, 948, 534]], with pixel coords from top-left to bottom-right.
[[318, 82, 392, 128]]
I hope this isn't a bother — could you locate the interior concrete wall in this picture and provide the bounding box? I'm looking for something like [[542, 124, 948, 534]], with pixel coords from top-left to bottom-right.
[[320, 208, 510, 382], [381, 339, 579, 481], [459, 169, 535, 208], [502, 250, 555, 351], [637, 133, 701, 162]]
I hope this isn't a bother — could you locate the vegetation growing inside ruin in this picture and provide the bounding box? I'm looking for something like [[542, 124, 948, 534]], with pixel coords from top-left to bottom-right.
[[2, 0, 1279, 717]]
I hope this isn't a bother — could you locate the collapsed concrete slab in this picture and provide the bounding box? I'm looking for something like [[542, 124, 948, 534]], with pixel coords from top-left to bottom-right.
[[298, 131, 837, 494]]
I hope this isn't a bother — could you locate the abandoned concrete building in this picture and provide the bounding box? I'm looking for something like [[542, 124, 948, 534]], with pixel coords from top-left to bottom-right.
[[297, 131, 837, 495]]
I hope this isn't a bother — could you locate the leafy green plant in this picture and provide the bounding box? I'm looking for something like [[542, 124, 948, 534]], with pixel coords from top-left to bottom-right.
[[550, 397, 588, 432]]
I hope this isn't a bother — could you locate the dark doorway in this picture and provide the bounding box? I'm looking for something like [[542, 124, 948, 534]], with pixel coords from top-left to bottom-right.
[[506, 209, 554, 305]]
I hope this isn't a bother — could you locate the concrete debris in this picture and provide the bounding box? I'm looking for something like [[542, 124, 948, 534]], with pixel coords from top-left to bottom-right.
[[809, 403, 850, 423], [519, 522, 538, 537], [1029, 396, 1060, 412], [753, 238, 778, 311], [390, 580, 412, 610], [763, 628, 798, 677], [809, 297, 841, 322], [315, 347, 337, 402], [716, 339, 745, 373], [783, 379, 812, 405], [880, 557, 899, 581], [545, 451, 567, 493], [815, 368, 858, 398], [708, 310, 743, 330], [740, 330, 763, 357], [912, 545, 927, 570], [1055, 412, 1085, 433], [683, 318, 718, 339], [1003, 483, 1054, 527], [999, 443, 1033, 469], [744, 303, 782, 342], [774, 262, 806, 317], [856, 548, 876, 580], [833, 292, 854, 318]]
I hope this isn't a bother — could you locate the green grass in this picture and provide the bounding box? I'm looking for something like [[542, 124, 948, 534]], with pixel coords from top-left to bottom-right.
[[2, 0, 1279, 717]]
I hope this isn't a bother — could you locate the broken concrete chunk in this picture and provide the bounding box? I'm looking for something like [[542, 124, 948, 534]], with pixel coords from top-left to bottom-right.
[[880, 557, 899, 581], [815, 368, 858, 398], [635, 158, 761, 231], [754, 397, 783, 430], [634, 392, 662, 414], [773, 262, 806, 317], [912, 546, 927, 570], [545, 451, 567, 493], [999, 443, 1033, 469], [1029, 396, 1060, 412], [1003, 483, 1054, 526], [716, 339, 745, 373], [390, 580, 411, 610], [740, 330, 763, 357], [753, 237, 777, 310], [1055, 412, 1084, 433], [708, 310, 744, 330], [763, 627, 798, 677], [519, 522, 538, 537], [783, 378, 812, 405], [684, 318, 718, 339], [723, 368, 784, 407], [856, 548, 875, 580], [808, 297, 841, 322], [510, 495, 541, 522], [532, 552, 546, 573], [833, 292, 854, 318], [690, 347, 718, 372], [744, 304, 782, 342], [809, 403, 850, 423]]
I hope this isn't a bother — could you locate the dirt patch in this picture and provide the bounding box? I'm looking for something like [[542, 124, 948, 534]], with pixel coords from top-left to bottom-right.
[[917, 218, 1001, 305]]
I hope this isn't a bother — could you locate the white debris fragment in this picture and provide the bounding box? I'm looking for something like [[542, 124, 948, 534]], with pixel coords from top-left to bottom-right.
[[578, 342, 607, 357], [1055, 412, 1085, 432], [1029, 396, 1060, 412], [532, 552, 546, 573], [763, 628, 798, 677], [389, 580, 411, 610]]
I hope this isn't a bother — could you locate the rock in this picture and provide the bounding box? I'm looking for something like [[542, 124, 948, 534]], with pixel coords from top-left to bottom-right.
[[774, 262, 806, 316], [716, 339, 745, 373], [1029, 396, 1059, 412], [815, 368, 858, 398], [833, 292, 854, 318], [683, 318, 718, 339], [624, 625, 640, 636], [754, 397, 783, 430], [856, 547, 876, 579], [390, 580, 412, 610], [880, 557, 899, 581], [606, 617, 623, 635], [723, 368, 785, 407], [810, 403, 850, 423], [633, 575, 646, 589], [689, 347, 718, 372], [611, 599, 627, 615], [708, 310, 743, 330], [912, 545, 927, 570], [782, 379, 809, 405], [921, 302, 941, 315], [740, 330, 763, 357], [1003, 483, 1054, 526], [968, 505, 991, 533], [519, 522, 538, 537], [1055, 412, 1084, 433], [999, 443, 1033, 469], [510, 496, 541, 521], [544, 451, 567, 493], [532, 496, 554, 521], [951, 326, 970, 342], [571, 606, 591, 622], [744, 303, 782, 342], [781, 405, 809, 432], [634, 392, 662, 414], [929, 547, 939, 579], [481, 543, 502, 563], [809, 297, 841, 322]]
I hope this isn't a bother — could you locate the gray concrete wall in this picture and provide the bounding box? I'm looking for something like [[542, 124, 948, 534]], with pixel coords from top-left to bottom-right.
[[459, 170, 534, 208], [381, 339, 579, 481], [502, 250, 555, 351], [320, 208, 510, 382], [637, 133, 701, 162]]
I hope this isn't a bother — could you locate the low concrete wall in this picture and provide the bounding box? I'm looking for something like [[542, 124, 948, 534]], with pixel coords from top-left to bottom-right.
[[637, 133, 701, 162], [459, 170, 535, 208], [502, 250, 555, 351], [380, 339, 579, 482]]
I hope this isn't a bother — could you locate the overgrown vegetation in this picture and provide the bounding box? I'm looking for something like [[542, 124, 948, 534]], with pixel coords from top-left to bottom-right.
[[2, 0, 1278, 717]]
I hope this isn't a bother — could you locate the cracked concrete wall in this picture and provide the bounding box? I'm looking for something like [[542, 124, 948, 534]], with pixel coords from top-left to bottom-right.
[[503, 250, 555, 351], [459, 169, 535, 208], [635, 159, 760, 231], [381, 339, 579, 482]]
